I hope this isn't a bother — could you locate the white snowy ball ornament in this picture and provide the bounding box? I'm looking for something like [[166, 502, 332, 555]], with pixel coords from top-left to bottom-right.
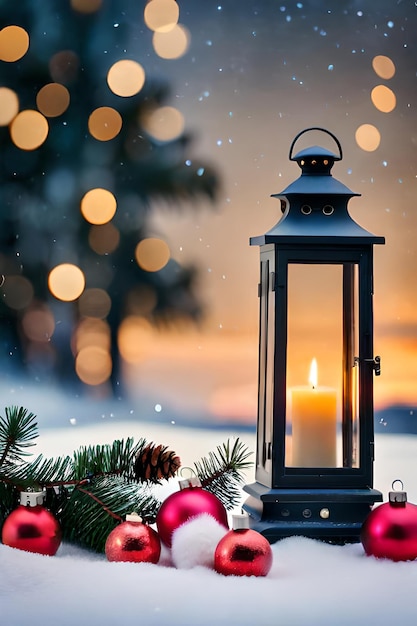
[[171, 513, 228, 569]]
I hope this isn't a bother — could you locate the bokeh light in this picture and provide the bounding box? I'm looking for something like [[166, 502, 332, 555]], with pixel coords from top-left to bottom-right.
[[152, 24, 190, 59], [135, 237, 170, 272], [144, 0, 179, 33], [48, 263, 85, 301], [107, 59, 146, 97], [49, 50, 80, 84], [36, 83, 70, 118], [75, 346, 112, 385], [126, 285, 157, 316], [371, 85, 396, 113], [355, 124, 381, 152], [81, 188, 117, 224], [0, 25, 29, 62], [21, 306, 55, 342], [10, 110, 49, 150], [74, 318, 111, 353], [1, 275, 33, 310], [118, 316, 154, 364], [88, 223, 120, 254], [71, 0, 103, 13], [372, 55, 396, 80], [78, 288, 112, 318], [142, 106, 184, 142], [88, 106, 122, 141], [0, 88, 19, 126]]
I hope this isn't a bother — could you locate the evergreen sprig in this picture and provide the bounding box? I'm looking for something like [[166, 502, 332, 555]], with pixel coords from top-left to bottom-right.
[[193, 438, 253, 509], [0, 406, 38, 468]]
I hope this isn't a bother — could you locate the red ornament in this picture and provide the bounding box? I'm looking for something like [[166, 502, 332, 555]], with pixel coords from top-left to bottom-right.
[[105, 513, 161, 563], [2, 490, 61, 556], [156, 478, 229, 547], [214, 514, 273, 577], [361, 481, 417, 561]]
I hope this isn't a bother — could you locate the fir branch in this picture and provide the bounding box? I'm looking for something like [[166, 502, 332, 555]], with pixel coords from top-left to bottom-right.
[[0, 407, 37, 468], [192, 438, 253, 510], [72, 437, 146, 480]]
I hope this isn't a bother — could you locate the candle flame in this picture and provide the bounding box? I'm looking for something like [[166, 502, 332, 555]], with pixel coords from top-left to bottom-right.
[[309, 358, 318, 389]]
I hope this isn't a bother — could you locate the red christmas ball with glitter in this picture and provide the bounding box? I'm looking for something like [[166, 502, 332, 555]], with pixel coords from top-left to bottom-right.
[[214, 514, 273, 577], [2, 490, 61, 556], [105, 513, 161, 563], [156, 478, 229, 547], [361, 483, 417, 562]]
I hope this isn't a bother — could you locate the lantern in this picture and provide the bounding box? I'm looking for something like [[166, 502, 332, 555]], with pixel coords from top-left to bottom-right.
[[243, 128, 385, 543]]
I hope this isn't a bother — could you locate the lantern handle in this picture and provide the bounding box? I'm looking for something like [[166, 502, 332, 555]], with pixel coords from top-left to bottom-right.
[[289, 127, 343, 161]]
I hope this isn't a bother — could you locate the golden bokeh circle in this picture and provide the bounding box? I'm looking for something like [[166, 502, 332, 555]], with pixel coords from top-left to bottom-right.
[[371, 85, 396, 113], [118, 316, 154, 364], [142, 105, 184, 142], [22, 308, 55, 342], [36, 83, 70, 118], [10, 110, 49, 151], [0, 87, 19, 126], [81, 188, 117, 224], [0, 25, 29, 62], [135, 237, 170, 272], [372, 55, 396, 80], [75, 345, 112, 385], [71, 0, 103, 13], [78, 288, 112, 319], [107, 59, 146, 97], [144, 0, 180, 33], [88, 223, 120, 255], [1, 275, 33, 310], [355, 124, 381, 152], [74, 318, 111, 353], [152, 24, 190, 59], [48, 263, 85, 301], [88, 106, 122, 141]]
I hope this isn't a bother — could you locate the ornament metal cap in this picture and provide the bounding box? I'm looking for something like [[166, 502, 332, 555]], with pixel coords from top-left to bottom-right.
[[179, 476, 201, 489], [232, 513, 250, 530], [389, 479, 407, 507], [125, 512, 143, 523], [20, 489, 46, 507]]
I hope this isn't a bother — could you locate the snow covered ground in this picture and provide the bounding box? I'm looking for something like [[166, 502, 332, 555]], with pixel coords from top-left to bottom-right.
[[1, 414, 417, 625]]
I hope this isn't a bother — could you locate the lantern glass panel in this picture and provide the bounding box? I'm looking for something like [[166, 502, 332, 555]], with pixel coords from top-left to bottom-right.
[[285, 262, 359, 469]]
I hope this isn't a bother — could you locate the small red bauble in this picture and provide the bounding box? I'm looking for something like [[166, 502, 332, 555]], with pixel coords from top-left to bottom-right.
[[214, 514, 273, 577], [105, 513, 161, 563], [156, 478, 229, 547], [361, 482, 417, 562], [2, 490, 61, 556]]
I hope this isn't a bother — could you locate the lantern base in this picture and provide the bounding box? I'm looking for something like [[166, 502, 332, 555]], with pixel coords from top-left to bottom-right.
[[242, 483, 382, 544]]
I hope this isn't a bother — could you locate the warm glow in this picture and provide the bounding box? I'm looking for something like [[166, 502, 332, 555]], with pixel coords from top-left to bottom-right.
[[371, 85, 396, 113], [74, 318, 111, 353], [144, 0, 179, 33], [71, 0, 103, 13], [355, 124, 381, 152], [107, 60, 146, 97], [78, 288, 112, 319], [372, 55, 396, 79], [49, 50, 80, 84], [36, 83, 70, 118], [0, 88, 19, 126], [309, 358, 318, 389], [10, 110, 49, 150], [1, 275, 33, 310], [152, 24, 190, 59], [142, 106, 184, 142], [75, 346, 112, 385], [88, 223, 120, 254], [135, 237, 170, 272], [118, 316, 154, 364], [0, 25, 29, 62], [48, 263, 85, 301], [88, 106, 122, 141], [81, 188, 117, 225], [22, 307, 55, 342]]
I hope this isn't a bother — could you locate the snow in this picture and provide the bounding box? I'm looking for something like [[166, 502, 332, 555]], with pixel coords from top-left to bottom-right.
[[1, 422, 417, 625]]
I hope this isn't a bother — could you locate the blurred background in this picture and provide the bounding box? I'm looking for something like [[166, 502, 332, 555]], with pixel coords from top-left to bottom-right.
[[0, 0, 415, 432]]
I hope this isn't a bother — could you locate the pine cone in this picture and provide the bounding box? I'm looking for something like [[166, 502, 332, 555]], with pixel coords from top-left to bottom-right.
[[134, 443, 181, 483]]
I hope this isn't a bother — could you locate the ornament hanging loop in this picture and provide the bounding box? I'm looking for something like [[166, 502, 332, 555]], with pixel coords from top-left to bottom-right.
[[392, 479, 404, 492], [389, 479, 407, 506]]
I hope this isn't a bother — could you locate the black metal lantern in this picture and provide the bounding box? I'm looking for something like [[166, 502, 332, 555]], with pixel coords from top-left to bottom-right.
[[243, 127, 385, 543]]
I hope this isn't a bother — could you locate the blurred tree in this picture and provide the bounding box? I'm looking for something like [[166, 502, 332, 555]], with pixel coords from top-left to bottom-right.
[[0, 1, 218, 396]]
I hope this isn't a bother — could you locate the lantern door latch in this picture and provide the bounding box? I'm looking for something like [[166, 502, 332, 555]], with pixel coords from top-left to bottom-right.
[[354, 355, 381, 376]]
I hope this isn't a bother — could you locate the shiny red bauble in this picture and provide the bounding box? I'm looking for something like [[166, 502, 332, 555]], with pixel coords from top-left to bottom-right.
[[2, 491, 61, 556], [214, 515, 273, 577], [361, 487, 417, 561], [105, 514, 161, 563], [156, 478, 228, 547]]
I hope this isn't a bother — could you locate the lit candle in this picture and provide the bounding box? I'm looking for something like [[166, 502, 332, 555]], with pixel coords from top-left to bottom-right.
[[291, 359, 337, 467]]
